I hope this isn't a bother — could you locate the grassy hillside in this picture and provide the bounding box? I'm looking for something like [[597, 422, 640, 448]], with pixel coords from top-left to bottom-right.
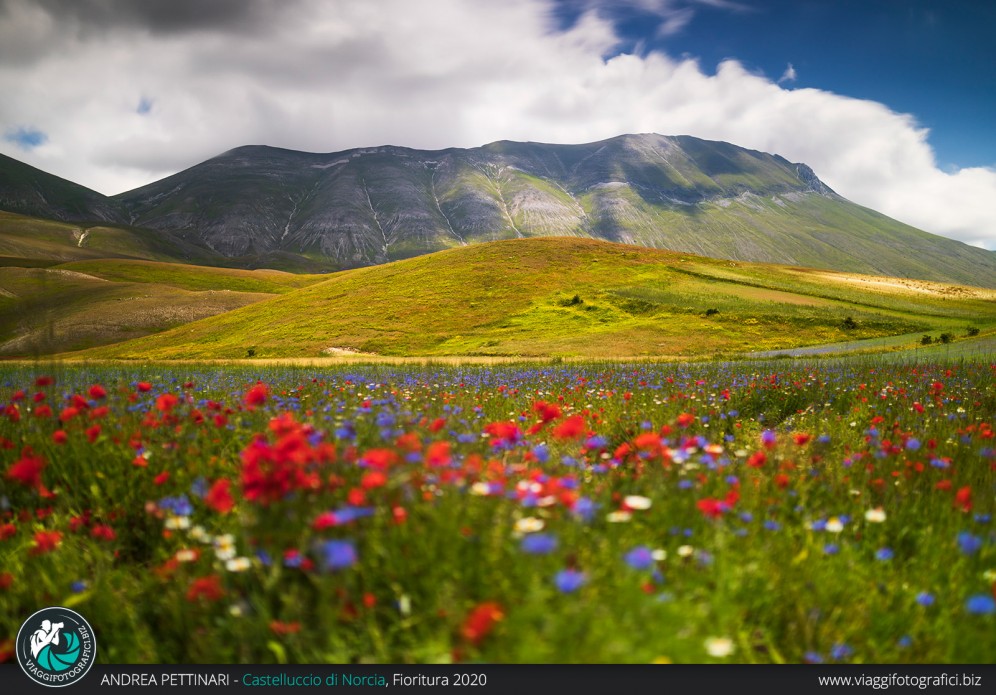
[[0, 267, 278, 356], [0, 210, 225, 265], [81, 237, 996, 360], [0, 211, 340, 273], [53, 259, 327, 294]]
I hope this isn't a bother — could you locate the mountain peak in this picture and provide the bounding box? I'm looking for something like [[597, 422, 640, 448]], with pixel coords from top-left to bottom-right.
[[3, 135, 994, 287]]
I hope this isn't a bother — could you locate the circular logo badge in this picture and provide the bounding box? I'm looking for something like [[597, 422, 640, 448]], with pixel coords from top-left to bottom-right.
[[15, 607, 97, 688]]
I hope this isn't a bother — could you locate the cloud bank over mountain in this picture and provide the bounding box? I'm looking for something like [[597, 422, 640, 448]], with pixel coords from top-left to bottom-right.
[[0, 0, 993, 247]]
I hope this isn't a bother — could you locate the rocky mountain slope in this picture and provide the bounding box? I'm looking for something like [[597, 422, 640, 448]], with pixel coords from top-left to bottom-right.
[[3, 134, 995, 286]]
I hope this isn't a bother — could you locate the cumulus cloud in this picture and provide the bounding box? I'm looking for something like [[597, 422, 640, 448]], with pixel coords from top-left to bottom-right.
[[0, 0, 992, 248]]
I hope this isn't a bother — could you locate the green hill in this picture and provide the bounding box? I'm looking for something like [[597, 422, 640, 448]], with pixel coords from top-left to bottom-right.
[[80, 237, 996, 360]]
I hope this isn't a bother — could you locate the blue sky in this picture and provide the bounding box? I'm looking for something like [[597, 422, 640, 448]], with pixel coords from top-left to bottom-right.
[[553, 0, 996, 170], [0, 0, 993, 247]]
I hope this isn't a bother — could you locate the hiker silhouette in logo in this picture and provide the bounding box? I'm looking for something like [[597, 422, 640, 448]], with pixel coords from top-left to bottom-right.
[[30, 619, 64, 659]]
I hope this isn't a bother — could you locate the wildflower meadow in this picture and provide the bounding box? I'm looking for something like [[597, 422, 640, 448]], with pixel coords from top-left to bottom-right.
[[0, 358, 993, 664]]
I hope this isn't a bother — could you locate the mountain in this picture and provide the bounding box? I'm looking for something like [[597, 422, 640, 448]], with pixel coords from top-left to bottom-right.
[[0, 153, 123, 223], [81, 237, 996, 360], [110, 134, 996, 286], [3, 134, 995, 287]]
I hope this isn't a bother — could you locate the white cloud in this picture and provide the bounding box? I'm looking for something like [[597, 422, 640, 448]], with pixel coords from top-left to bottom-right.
[[0, 0, 992, 249], [778, 62, 796, 84]]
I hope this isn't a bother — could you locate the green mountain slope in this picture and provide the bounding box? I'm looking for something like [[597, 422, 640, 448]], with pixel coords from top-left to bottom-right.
[[80, 238, 996, 360], [0, 266, 279, 356], [0, 211, 339, 273], [109, 134, 996, 287], [0, 153, 123, 223]]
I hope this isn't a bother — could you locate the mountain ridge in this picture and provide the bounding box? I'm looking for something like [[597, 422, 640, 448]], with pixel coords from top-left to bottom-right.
[[2, 134, 995, 287]]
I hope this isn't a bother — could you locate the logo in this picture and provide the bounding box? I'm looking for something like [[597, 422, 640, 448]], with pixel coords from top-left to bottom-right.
[[15, 607, 96, 687]]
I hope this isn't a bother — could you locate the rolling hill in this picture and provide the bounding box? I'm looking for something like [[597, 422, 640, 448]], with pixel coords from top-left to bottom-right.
[[79, 237, 996, 360], [0, 256, 328, 356]]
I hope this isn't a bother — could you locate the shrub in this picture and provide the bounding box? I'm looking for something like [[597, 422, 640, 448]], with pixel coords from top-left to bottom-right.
[[966, 326, 980, 337], [706, 308, 719, 317], [842, 316, 858, 330], [921, 335, 933, 345], [246, 348, 257, 358], [939, 333, 954, 344]]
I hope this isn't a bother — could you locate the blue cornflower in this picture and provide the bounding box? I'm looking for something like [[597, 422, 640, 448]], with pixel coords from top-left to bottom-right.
[[823, 544, 839, 556], [897, 636, 912, 649], [830, 643, 853, 660], [520, 534, 558, 555], [764, 520, 781, 531], [573, 497, 597, 522], [905, 438, 921, 451], [585, 435, 608, 450], [70, 580, 87, 593], [916, 592, 935, 607], [965, 595, 995, 615], [189, 477, 209, 498], [158, 494, 193, 516], [804, 651, 824, 664], [957, 532, 983, 555], [554, 569, 587, 593], [875, 547, 894, 561], [319, 540, 357, 571], [532, 445, 550, 463], [331, 506, 376, 524], [624, 546, 654, 570]]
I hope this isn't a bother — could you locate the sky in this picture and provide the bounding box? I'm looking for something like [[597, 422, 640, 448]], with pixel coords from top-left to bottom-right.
[[1, 0, 994, 249]]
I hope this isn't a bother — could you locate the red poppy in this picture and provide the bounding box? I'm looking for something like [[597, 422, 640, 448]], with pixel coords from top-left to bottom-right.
[[205, 479, 234, 514], [185, 575, 224, 602], [552, 415, 585, 440], [6, 447, 45, 490], [461, 602, 504, 645], [90, 525, 116, 541], [954, 486, 972, 512], [244, 382, 269, 407], [0, 523, 15, 541], [88, 385, 107, 400], [137, 381, 153, 392], [747, 451, 766, 468], [269, 621, 301, 635], [30, 530, 62, 555], [153, 472, 170, 485], [426, 441, 451, 467], [361, 470, 387, 489], [676, 412, 695, 428], [156, 393, 179, 413], [485, 420, 523, 446]]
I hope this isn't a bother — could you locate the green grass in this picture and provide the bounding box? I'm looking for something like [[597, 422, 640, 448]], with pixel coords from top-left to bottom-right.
[[78, 237, 996, 361], [53, 259, 327, 294], [0, 267, 278, 356]]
